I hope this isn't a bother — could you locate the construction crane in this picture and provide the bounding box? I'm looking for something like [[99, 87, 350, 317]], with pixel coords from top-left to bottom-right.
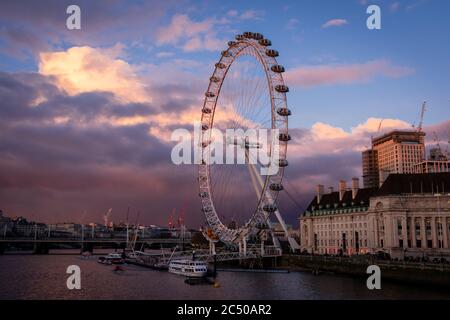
[[377, 119, 384, 135], [367, 119, 383, 149], [440, 128, 450, 159], [178, 202, 186, 228], [431, 132, 449, 160], [446, 127, 450, 157], [433, 131, 443, 153], [412, 101, 427, 132], [441, 126, 450, 156], [168, 208, 175, 229]]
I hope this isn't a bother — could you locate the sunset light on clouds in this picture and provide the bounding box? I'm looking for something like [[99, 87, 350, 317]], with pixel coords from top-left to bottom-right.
[[1, 0, 450, 227], [39, 46, 152, 103]]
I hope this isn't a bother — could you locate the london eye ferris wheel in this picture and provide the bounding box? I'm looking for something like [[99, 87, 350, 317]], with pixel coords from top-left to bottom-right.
[[198, 32, 299, 252]]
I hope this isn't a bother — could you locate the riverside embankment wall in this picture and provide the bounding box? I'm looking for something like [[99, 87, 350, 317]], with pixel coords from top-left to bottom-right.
[[280, 254, 450, 288]]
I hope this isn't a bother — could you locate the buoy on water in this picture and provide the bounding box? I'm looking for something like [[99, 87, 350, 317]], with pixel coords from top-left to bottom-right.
[[113, 265, 125, 273]]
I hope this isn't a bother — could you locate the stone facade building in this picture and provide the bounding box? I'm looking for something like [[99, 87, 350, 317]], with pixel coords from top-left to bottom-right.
[[300, 173, 450, 260], [300, 178, 375, 256]]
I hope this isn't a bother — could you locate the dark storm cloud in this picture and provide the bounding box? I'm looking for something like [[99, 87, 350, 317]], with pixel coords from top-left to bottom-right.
[[276, 151, 362, 225], [0, 27, 50, 58], [154, 91, 200, 113], [1, 69, 447, 227], [0, 70, 202, 225], [424, 120, 450, 147], [0, 70, 379, 227], [0, 0, 176, 57], [291, 152, 361, 182], [0, 164, 200, 225], [0, 72, 172, 166], [0, 72, 157, 119]]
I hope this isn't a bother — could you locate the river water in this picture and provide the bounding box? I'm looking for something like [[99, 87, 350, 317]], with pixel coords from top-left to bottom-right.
[[0, 253, 448, 300]]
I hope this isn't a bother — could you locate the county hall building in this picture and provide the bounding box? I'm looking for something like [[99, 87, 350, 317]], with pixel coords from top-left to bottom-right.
[[299, 173, 450, 260]]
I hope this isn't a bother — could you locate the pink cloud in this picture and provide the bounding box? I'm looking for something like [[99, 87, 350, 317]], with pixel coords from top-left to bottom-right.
[[155, 14, 211, 45], [285, 60, 415, 87], [227, 10, 238, 17], [239, 10, 265, 21], [155, 14, 226, 52], [322, 19, 348, 28], [39, 45, 152, 103], [289, 117, 413, 159]]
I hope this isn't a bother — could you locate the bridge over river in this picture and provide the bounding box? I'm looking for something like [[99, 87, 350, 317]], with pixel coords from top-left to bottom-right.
[[0, 236, 189, 254]]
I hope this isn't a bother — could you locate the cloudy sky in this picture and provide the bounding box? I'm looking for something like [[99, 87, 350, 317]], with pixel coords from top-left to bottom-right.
[[0, 0, 449, 227]]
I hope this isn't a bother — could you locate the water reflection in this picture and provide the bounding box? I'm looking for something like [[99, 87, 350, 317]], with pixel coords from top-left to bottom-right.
[[0, 254, 448, 300]]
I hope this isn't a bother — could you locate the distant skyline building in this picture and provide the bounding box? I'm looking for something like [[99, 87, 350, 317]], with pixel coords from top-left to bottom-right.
[[362, 130, 426, 187], [362, 149, 379, 188]]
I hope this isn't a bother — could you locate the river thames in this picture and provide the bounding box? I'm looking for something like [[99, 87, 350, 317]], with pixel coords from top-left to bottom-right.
[[1, 252, 449, 300]]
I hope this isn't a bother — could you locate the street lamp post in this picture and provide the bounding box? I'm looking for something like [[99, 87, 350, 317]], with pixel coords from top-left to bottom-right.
[[81, 225, 84, 253], [33, 223, 37, 252]]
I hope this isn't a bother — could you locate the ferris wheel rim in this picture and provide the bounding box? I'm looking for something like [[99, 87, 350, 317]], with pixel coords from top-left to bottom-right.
[[198, 32, 291, 244]]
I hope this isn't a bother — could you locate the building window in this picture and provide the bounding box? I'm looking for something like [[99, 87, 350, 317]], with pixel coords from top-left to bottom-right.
[[314, 233, 318, 251], [342, 233, 347, 251], [437, 223, 443, 237], [426, 221, 431, 238]]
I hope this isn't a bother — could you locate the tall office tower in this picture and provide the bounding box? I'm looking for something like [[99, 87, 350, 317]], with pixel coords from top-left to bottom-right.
[[362, 149, 379, 188], [372, 130, 425, 185]]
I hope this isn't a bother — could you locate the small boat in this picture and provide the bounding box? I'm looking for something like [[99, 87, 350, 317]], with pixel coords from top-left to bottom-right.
[[98, 253, 125, 265], [126, 252, 139, 259], [169, 259, 208, 278]]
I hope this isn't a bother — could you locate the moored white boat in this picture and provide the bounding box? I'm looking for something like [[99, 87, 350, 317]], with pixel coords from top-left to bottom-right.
[[168, 259, 208, 278]]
